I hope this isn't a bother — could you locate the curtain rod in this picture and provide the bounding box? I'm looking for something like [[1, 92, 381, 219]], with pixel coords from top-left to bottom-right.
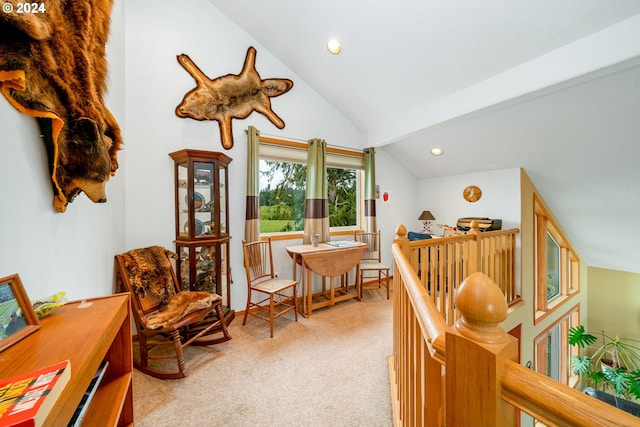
[[249, 130, 366, 155]]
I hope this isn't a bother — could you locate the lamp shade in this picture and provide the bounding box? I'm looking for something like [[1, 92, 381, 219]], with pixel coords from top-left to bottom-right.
[[418, 210, 435, 221]]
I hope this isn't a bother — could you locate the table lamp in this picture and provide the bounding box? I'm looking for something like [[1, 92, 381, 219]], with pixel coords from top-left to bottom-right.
[[418, 210, 436, 233]]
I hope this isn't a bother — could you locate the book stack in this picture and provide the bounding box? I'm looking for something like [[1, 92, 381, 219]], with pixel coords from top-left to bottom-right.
[[0, 360, 71, 427]]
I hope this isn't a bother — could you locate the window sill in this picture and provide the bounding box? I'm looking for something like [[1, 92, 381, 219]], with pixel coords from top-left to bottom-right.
[[534, 294, 574, 325], [261, 229, 357, 242]]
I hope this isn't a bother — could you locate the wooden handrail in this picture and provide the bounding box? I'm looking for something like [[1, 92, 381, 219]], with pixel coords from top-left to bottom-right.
[[390, 223, 640, 426], [501, 361, 640, 427]]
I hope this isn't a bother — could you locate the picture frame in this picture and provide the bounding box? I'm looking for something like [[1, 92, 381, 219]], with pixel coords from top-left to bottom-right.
[[0, 274, 40, 352]]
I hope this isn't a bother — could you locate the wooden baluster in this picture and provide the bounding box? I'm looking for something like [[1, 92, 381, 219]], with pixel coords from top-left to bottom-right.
[[445, 271, 518, 427], [466, 219, 481, 274]]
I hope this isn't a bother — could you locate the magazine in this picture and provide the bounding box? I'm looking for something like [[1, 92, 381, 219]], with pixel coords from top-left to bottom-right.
[[67, 360, 109, 427]]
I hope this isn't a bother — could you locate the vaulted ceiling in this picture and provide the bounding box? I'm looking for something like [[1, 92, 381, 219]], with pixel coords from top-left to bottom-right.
[[209, 0, 640, 273]]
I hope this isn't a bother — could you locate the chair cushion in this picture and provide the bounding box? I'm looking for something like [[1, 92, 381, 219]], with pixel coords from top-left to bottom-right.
[[253, 278, 297, 293], [144, 291, 222, 329], [359, 261, 390, 271]]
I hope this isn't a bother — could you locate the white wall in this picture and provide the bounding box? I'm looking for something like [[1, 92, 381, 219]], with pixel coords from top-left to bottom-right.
[[124, 0, 368, 310], [374, 147, 420, 265], [0, 1, 126, 301]]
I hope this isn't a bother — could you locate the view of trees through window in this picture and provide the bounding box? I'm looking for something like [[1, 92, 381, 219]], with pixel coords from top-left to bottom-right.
[[259, 159, 357, 233], [547, 233, 561, 301]]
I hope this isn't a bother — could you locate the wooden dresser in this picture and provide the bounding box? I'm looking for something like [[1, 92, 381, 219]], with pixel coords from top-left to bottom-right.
[[0, 294, 133, 426]]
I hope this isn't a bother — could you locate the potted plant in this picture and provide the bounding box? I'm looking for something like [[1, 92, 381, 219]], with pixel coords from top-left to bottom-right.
[[569, 325, 640, 400]]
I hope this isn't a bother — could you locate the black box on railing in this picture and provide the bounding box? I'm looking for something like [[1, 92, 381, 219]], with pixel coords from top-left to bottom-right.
[[456, 217, 502, 232]]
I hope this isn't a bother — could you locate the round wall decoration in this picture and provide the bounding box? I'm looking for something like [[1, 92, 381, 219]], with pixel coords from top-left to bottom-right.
[[463, 185, 482, 202]]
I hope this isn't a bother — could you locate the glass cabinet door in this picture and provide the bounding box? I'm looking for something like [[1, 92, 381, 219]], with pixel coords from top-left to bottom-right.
[[175, 241, 229, 307], [219, 164, 227, 235], [176, 160, 214, 240], [176, 161, 189, 238], [194, 161, 215, 237], [170, 149, 234, 323], [172, 151, 231, 240]]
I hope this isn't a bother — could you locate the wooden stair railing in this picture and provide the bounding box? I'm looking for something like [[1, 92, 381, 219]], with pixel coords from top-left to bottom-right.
[[391, 235, 446, 426], [390, 227, 640, 427], [395, 222, 520, 327]]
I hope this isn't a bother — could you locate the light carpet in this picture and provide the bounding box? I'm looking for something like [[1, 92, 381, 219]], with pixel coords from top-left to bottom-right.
[[133, 289, 393, 427]]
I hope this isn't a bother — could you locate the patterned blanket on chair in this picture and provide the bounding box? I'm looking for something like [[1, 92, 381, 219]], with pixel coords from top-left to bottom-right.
[[119, 246, 222, 329], [144, 291, 221, 330], [119, 246, 178, 304]]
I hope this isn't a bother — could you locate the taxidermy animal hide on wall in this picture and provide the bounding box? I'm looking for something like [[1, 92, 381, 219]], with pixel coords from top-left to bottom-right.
[[0, 0, 122, 213], [175, 46, 293, 150]]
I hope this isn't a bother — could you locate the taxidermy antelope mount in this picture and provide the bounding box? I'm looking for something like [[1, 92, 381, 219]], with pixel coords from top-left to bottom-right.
[[175, 46, 293, 149]]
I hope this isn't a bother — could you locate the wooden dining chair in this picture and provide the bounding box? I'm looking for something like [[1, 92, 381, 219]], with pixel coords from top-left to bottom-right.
[[354, 230, 391, 299], [115, 246, 231, 379], [242, 237, 299, 337]]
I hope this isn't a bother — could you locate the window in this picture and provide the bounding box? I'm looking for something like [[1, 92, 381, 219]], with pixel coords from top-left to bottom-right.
[[259, 159, 307, 233], [258, 137, 363, 235], [534, 195, 580, 322], [547, 233, 561, 301], [534, 306, 580, 388], [542, 323, 561, 381]]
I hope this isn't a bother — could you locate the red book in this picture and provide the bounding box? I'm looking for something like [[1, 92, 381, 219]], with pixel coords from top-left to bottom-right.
[[0, 360, 71, 427]]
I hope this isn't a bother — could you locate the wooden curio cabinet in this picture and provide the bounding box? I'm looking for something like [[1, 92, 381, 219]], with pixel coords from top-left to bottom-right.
[[169, 149, 234, 325]]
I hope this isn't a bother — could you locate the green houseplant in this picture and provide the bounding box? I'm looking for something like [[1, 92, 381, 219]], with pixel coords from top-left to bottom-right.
[[569, 325, 640, 400]]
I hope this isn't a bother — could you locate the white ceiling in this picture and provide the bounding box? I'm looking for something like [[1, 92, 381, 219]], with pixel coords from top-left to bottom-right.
[[209, 0, 640, 273]]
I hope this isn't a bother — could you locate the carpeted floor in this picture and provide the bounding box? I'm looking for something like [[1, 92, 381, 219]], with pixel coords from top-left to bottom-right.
[[133, 288, 393, 427]]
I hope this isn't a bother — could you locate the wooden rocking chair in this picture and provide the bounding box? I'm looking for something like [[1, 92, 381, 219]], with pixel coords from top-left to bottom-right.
[[115, 246, 231, 379]]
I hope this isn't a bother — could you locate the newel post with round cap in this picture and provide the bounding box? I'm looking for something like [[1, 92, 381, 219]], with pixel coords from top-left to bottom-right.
[[394, 224, 419, 269], [445, 271, 519, 427], [394, 224, 410, 258]]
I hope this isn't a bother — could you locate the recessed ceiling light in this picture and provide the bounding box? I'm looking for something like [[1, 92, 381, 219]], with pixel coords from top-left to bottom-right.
[[431, 148, 443, 156], [327, 38, 342, 55]]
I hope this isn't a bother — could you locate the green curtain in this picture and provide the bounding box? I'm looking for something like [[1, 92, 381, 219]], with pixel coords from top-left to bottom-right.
[[244, 126, 260, 243], [363, 147, 377, 232], [304, 138, 329, 243]]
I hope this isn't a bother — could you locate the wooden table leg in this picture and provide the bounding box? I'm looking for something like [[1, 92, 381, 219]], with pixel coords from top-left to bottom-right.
[[356, 264, 362, 301], [330, 277, 335, 305], [306, 263, 313, 317], [292, 254, 298, 281]]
